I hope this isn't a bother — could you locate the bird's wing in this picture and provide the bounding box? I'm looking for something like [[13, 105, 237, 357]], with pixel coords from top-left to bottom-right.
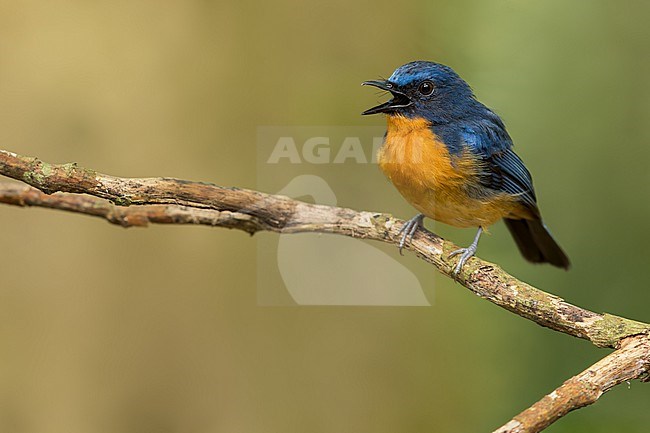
[[461, 120, 539, 215]]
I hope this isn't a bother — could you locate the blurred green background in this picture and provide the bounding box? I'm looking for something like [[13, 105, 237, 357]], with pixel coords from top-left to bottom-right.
[[1, 1, 649, 432]]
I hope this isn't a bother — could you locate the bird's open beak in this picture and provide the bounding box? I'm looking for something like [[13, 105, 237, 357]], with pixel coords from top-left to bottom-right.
[[361, 80, 412, 115]]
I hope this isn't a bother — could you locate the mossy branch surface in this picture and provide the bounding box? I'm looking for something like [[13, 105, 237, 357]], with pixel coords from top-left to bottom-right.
[[1, 149, 648, 433]]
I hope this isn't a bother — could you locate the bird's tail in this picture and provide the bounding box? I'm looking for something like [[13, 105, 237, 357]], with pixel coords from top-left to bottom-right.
[[504, 218, 570, 269]]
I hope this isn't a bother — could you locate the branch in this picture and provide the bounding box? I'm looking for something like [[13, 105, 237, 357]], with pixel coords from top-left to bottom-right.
[[0, 183, 260, 230], [1, 149, 647, 347], [1, 149, 648, 432], [494, 334, 650, 433]]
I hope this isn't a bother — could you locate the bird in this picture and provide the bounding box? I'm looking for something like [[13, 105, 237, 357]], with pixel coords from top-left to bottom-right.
[[362, 61, 570, 274]]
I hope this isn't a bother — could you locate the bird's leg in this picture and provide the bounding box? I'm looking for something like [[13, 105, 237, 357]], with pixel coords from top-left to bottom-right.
[[449, 226, 483, 275], [396, 214, 425, 255]]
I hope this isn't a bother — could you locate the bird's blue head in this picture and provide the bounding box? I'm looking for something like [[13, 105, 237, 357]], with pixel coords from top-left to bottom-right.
[[362, 61, 477, 123]]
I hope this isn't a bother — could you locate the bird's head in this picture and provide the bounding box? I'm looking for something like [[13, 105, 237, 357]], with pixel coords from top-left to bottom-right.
[[362, 61, 476, 123]]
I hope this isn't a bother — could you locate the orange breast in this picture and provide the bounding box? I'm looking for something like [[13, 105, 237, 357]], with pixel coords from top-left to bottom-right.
[[377, 115, 525, 228]]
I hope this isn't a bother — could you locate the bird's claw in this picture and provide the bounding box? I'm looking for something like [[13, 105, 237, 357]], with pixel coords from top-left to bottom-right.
[[448, 226, 483, 275], [449, 245, 477, 275], [397, 214, 425, 255]]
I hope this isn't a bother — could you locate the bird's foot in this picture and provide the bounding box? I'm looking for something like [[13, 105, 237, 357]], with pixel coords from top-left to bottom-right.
[[448, 226, 483, 275], [448, 245, 477, 275], [397, 214, 425, 255]]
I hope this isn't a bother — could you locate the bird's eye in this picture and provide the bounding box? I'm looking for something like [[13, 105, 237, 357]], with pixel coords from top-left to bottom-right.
[[418, 81, 434, 96]]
